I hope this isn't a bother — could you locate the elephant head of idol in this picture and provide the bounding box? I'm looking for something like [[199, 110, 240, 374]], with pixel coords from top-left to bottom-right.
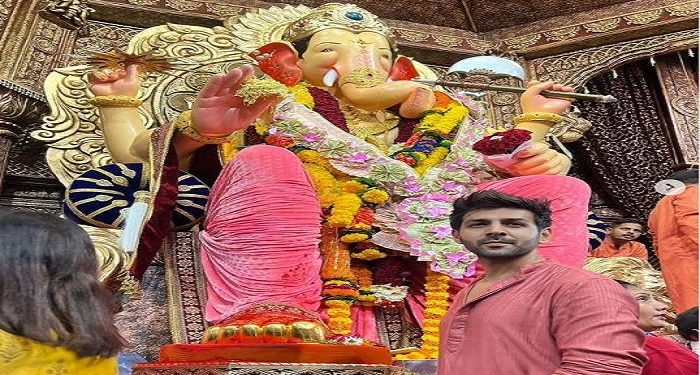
[[249, 3, 435, 117]]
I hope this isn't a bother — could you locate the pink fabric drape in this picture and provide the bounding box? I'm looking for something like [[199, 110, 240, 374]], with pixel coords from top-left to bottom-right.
[[200, 145, 323, 323]]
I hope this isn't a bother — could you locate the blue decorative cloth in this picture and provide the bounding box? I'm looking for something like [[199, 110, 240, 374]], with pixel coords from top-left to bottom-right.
[[587, 211, 608, 250], [63, 163, 209, 231]]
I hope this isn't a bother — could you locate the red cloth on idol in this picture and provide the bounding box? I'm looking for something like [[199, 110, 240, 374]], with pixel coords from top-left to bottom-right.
[[642, 336, 699, 375], [437, 260, 647, 375]]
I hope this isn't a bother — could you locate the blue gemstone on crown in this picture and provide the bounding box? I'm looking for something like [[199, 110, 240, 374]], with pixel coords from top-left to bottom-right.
[[345, 11, 364, 21]]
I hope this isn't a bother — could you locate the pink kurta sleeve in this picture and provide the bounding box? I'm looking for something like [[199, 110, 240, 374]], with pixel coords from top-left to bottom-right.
[[551, 277, 647, 375]]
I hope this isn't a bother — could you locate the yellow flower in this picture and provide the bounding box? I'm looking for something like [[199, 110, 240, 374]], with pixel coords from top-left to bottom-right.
[[325, 300, 351, 308], [425, 307, 448, 317], [340, 232, 369, 243], [303, 163, 340, 208], [343, 180, 368, 194], [328, 194, 363, 227], [407, 351, 428, 360], [351, 249, 387, 261], [290, 82, 315, 108], [327, 308, 352, 318], [361, 189, 389, 205], [415, 146, 450, 175]]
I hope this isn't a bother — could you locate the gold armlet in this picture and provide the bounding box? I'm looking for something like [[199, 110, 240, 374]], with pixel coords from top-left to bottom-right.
[[513, 112, 564, 125], [88, 95, 143, 108], [174, 111, 238, 144]]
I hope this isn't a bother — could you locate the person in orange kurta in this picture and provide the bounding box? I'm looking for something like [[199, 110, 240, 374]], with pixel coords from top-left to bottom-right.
[[648, 170, 699, 313], [590, 219, 649, 260]]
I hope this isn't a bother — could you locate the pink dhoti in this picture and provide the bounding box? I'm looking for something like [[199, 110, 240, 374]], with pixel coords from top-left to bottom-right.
[[200, 145, 323, 323]]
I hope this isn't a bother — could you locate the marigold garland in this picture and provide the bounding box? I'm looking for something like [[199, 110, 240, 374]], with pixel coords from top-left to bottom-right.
[[419, 270, 450, 358], [303, 163, 340, 208], [320, 226, 357, 334], [352, 264, 376, 306], [328, 194, 363, 227], [289, 82, 315, 108], [414, 145, 450, 175], [394, 269, 450, 361]]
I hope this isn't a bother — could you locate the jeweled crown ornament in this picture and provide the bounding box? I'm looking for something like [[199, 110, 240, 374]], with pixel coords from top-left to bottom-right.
[[282, 3, 397, 51]]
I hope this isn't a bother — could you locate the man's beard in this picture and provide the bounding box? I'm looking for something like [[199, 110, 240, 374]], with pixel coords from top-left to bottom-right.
[[464, 234, 539, 259]]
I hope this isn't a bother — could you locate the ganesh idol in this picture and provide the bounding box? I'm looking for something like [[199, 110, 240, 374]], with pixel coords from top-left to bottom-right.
[[74, 3, 591, 358]]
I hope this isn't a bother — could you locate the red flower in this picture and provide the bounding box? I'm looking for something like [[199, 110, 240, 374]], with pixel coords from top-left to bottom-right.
[[265, 134, 295, 148], [472, 129, 532, 156]]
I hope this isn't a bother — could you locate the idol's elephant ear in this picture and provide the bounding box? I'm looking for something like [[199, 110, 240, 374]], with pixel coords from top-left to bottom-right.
[[250, 42, 303, 86], [388, 55, 419, 81]]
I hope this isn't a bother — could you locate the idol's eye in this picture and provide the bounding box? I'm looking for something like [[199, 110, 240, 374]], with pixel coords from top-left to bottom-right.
[[321, 48, 334, 52]]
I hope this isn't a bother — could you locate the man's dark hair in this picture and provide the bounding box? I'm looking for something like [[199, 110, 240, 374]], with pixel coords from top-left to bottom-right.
[[668, 169, 698, 185], [450, 190, 552, 231], [0, 209, 125, 358], [610, 218, 645, 229], [675, 306, 699, 341]]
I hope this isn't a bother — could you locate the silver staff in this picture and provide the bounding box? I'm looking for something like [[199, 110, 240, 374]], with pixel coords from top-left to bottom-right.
[[412, 79, 618, 104]]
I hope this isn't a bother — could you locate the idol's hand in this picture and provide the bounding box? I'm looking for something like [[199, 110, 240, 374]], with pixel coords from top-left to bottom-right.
[[520, 80, 575, 115], [502, 142, 571, 176], [88, 64, 141, 97], [192, 65, 279, 136]]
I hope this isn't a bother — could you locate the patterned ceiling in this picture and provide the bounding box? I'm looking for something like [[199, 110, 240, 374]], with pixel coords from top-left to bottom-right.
[[269, 0, 635, 31]]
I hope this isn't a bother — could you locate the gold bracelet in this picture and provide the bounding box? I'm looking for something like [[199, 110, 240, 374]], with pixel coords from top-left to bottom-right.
[[513, 112, 564, 125], [173, 111, 238, 144], [88, 95, 143, 108]]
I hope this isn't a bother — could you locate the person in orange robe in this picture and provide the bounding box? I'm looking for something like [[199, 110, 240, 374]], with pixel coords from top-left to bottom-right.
[[648, 170, 698, 313], [590, 219, 649, 260]]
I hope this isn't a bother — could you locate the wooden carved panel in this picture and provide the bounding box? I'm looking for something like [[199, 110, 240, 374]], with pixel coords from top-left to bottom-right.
[[528, 29, 699, 87], [655, 53, 699, 166], [13, 17, 74, 92]]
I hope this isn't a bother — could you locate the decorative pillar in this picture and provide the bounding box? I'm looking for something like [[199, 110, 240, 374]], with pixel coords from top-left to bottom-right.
[[0, 80, 47, 194], [654, 52, 699, 168]]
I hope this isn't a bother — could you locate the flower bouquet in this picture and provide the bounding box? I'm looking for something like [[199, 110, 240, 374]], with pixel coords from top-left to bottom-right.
[[472, 128, 533, 170]]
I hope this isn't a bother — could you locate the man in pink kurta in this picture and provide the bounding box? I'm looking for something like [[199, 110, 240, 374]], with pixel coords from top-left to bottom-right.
[[439, 190, 647, 375]]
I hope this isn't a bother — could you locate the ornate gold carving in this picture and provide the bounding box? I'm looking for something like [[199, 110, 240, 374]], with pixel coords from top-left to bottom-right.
[[223, 4, 311, 54], [503, 34, 541, 50], [205, 3, 246, 17], [394, 29, 429, 43], [543, 26, 579, 42], [164, 0, 202, 12], [623, 9, 663, 25], [282, 3, 396, 49], [665, 2, 698, 17], [466, 39, 497, 52], [127, 0, 158, 5], [39, 0, 95, 30], [80, 225, 128, 284], [34, 20, 247, 186], [530, 29, 699, 87], [431, 34, 464, 48], [583, 18, 621, 33]]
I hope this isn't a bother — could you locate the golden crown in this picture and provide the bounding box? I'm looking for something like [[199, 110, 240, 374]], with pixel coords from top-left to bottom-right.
[[282, 3, 396, 50]]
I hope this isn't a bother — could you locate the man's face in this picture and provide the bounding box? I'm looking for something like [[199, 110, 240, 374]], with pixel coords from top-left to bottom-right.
[[452, 208, 551, 259], [608, 223, 643, 242]]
